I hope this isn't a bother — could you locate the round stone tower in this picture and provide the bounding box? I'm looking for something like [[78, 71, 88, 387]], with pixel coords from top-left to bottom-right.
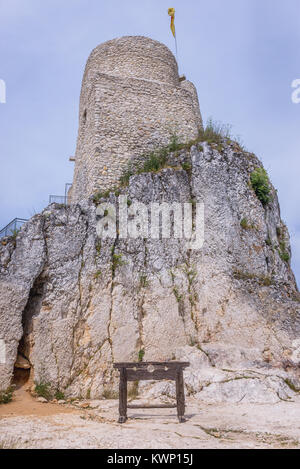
[[70, 36, 203, 203]]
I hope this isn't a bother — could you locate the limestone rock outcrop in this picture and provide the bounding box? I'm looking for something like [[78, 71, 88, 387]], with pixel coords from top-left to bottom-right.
[[0, 142, 299, 401]]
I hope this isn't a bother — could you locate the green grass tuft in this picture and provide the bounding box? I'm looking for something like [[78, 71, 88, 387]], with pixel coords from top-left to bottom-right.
[[138, 349, 145, 362], [0, 387, 13, 405], [250, 168, 271, 206], [35, 382, 52, 401], [55, 390, 65, 401]]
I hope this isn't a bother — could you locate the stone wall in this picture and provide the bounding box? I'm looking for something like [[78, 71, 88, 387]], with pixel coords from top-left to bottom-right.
[[70, 36, 203, 203]]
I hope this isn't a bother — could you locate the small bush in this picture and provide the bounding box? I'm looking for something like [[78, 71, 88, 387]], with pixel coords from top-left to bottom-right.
[[95, 241, 102, 255], [138, 349, 145, 362], [168, 134, 183, 152], [198, 118, 232, 145], [265, 237, 272, 247], [240, 218, 249, 229], [10, 228, 20, 240], [173, 287, 183, 303], [250, 168, 271, 206], [120, 167, 134, 187], [139, 275, 149, 288], [102, 388, 118, 400], [279, 249, 290, 263], [181, 161, 192, 172], [128, 381, 139, 399], [141, 149, 169, 173], [233, 270, 273, 286], [55, 390, 65, 401], [240, 218, 255, 230], [92, 189, 113, 203], [0, 387, 13, 405], [35, 382, 52, 401], [112, 253, 126, 275]]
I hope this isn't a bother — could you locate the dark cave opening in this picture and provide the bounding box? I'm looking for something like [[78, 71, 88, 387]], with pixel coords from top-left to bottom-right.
[[13, 273, 47, 388]]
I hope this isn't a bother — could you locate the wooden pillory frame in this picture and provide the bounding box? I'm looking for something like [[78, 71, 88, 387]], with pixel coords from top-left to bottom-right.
[[113, 362, 190, 423]]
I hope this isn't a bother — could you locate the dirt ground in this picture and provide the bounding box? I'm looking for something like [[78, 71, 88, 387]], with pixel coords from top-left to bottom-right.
[[1, 385, 300, 449]]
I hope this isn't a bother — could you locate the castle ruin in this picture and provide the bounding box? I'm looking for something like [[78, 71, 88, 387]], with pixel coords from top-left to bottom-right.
[[69, 36, 203, 203]]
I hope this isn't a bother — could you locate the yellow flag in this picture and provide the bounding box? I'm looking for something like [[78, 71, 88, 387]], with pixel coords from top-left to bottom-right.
[[168, 7, 176, 38]]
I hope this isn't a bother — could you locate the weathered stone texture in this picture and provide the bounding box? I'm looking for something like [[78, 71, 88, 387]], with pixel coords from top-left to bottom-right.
[[70, 36, 202, 203], [0, 143, 299, 401]]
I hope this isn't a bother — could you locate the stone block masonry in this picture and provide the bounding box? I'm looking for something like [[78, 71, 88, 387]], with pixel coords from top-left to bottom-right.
[[70, 36, 203, 203]]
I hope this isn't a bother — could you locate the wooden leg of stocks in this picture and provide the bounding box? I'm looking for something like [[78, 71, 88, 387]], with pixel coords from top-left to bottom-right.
[[118, 368, 127, 423], [176, 369, 185, 423]]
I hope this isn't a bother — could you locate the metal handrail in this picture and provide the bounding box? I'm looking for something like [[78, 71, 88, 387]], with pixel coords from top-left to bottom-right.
[[49, 183, 72, 206], [0, 218, 28, 238], [49, 195, 67, 204], [1, 183, 73, 238]]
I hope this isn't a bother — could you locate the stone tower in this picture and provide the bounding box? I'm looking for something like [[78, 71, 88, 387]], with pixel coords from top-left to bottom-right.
[[69, 36, 203, 203]]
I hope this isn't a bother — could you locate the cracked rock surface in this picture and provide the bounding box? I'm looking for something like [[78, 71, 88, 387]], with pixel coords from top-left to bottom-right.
[[0, 142, 299, 401]]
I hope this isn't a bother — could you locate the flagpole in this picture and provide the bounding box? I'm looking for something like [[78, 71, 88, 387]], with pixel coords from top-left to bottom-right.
[[174, 33, 179, 72]]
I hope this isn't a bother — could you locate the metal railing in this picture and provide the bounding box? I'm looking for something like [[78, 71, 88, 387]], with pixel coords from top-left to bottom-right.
[[49, 183, 72, 206], [49, 195, 67, 205], [1, 183, 73, 239], [0, 218, 28, 238]]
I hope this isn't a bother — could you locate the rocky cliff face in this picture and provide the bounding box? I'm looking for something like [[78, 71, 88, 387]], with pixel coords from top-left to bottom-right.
[[1, 141, 299, 402]]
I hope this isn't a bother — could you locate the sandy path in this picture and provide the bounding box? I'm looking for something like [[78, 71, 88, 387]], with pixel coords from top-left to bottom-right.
[[0, 384, 78, 418], [1, 390, 300, 449]]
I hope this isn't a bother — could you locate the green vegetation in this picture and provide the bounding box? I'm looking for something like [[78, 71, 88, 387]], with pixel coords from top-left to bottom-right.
[[284, 379, 300, 394], [240, 217, 256, 230], [119, 134, 195, 187], [278, 242, 290, 263], [280, 251, 290, 263], [10, 228, 20, 240], [95, 240, 102, 255], [276, 226, 290, 263], [233, 270, 273, 286], [168, 133, 181, 152], [102, 388, 118, 399], [250, 167, 271, 206], [184, 266, 197, 287], [34, 382, 52, 401], [112, 253, 125, 274], [128, 381, 139, 400], [55, 390, 65, 401], [138, 349, 145, 362], [92, 121, 245, 198], [0, 387, 13, 405], [189, 337, 197, 347], [94, 270, 102, 279], [181, 161, 192, 171], [139, 274, 149, 288], [265, 237, 272, 247], [240, 218, 249, 229], [198, 118, 231, 145], [173, 287, 183, 303], [92, 188, 112, 203]]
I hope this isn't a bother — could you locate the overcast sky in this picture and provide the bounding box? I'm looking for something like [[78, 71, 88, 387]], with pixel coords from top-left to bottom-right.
[[0, 0, 299, 285]]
